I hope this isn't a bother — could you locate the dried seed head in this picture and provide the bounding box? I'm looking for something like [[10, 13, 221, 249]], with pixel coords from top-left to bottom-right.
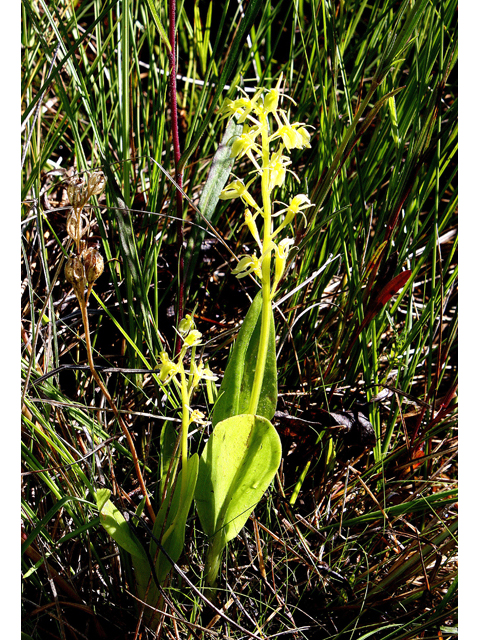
[[66, 211, 89, 242], [87, 170, 106, 197], [67, 176, 88, 208], [65, 255, 87, 297], [82, 247, 104, 285]]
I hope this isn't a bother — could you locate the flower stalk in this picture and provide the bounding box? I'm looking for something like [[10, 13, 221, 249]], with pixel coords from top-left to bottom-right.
[[219, 77, 314, 416], [157, 316, 216, 544], [64, 171, 156, 522]]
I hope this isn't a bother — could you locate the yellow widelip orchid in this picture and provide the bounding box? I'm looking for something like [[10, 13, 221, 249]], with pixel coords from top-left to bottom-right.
[[271, 194, 313, 238], [218, 77, 315, 298], [219, 178, 258, 209], [230, 133, 262, 169], [272, 237, 295, 293], [191, 361, 219, 390], [231, 254, 262, 279], [183, 329, 202, 348], [244, 209, 263, 249], [220, 87, 263, 123], [268, 149, 291, 191], [158, 352, 179, 382], [189, 409, 210, 426]]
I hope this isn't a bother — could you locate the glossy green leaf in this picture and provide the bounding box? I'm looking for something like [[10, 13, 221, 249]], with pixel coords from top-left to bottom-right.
[[195, 414, 281, 584], [212, 292, 277, 426]]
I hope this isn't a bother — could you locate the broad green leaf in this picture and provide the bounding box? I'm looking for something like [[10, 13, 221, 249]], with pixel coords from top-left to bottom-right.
[[151, 454, 199, 583], [195, 414, 281, 545], [212, 292, 277, 426], [95, 489, 147, 562]]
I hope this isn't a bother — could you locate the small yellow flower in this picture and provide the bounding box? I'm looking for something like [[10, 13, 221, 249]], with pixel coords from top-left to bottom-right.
[[158, 352, 179, 382], [221, 97, 252, 122], [272, 238, 295, 291], [192, 361, 219, 389], [262, 75, 283, 115], [178, 314, 195, 335], [183, 330, 202, 347], [189, 409, 211, 426], [271, 114, 313, 150], [221, 88, 263, 123], [230, 133, 260, 162], [268, 149, 291, 190], [219, 178, 258, 209], [272, 194, 312, 238], [244, 209, 263, 249], [232, 254, 262, 279]]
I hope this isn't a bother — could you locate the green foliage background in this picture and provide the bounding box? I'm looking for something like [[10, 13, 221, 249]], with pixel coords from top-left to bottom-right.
[[21, 1, 457, 638]]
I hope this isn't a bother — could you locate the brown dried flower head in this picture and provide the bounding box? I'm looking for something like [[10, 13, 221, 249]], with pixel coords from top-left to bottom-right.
[[66, 211, 89, 242], [65, 255, 87, 297], [82, 247, 104, 285], [67, 176, 88, 209], [87, 170, 106, 197]]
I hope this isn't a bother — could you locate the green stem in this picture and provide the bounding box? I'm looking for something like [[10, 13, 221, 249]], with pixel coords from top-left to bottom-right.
[[179, 363, 190, 503], [248, 115, 272, 416], [160, 360, 190, 544], [204, 530, 225, 589]]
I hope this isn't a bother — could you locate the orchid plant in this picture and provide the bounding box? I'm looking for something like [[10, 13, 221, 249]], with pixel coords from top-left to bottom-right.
[[95, 77, 315, 617], [195, 77, 315, 589]]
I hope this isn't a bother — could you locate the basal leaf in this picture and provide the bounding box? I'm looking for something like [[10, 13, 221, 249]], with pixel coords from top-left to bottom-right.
[[196, 414, 281, 544]]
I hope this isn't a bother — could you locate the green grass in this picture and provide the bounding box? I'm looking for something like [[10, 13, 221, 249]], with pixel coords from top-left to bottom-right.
[[22, 1, 457, 638]]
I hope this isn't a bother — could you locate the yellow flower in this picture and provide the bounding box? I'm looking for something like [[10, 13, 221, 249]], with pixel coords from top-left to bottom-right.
[[183, 330, 202, 347], [158, 352, 178, 382], [268, 149, 291, 190], [271, 114, 312, 150], [189, 409, 211, 426], [219, 178, 258, 209], [230, 132, 260, 163], [272, 238, 295, 291], [244, 209, 263, 249], [232, 254, 262, 279]]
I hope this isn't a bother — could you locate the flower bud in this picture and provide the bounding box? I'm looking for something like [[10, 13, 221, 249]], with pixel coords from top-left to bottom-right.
[[273, 238, 295, 291], [264, 88, 279, 114], [82, 247, 104, 285], [178, 314, 195, 335]]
